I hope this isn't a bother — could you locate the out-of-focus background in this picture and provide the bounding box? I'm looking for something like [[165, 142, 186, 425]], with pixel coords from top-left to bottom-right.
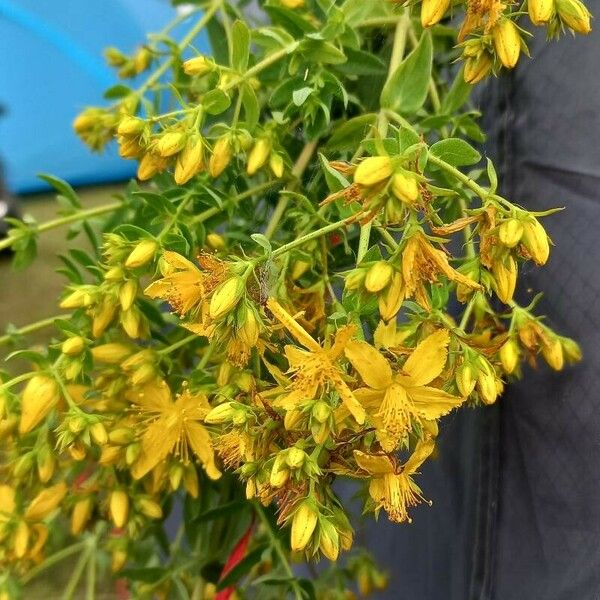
[[0, 0, 203, 339]]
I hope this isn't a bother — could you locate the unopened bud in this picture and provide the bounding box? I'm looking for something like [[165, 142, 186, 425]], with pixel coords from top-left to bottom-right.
[[209, 277, 244, 320], [125, 239, 158, 269], [25, 482, 68, 521], [62, 336, 86, 356], [138, 498, 163, 519], [499, 339, 520, 374], [269, 153, 285, 178], [542, 338, 564, 371], [92, 343, 132, 364], [421, 0, 451, 27], [365, 261, 393, 293], [521, 219, 550, 265], [117, 116, 146, 136], [20, 375, 61, 434], [183, 55, 214, 76], [156, 131, 186, 158], [498, 219, 524, 248], [456, 362, 476, 397], [463, 53, 493, 84], [204, 402, 236, 424], [492, 256, 517, 304], [209, 136, 233, 178], [109, 490, 129, 528], [390, 171, 419, 204], [529, 0, 555, 24], [247, 138, 272, 175], [175, 135, 205, 184], [71, 497, 93, 535], [556, 0, 591, 33], [119, 280, 138, 311], [286, 447, 306, 469], [492, 19, 522, 69], [291, 501, 318, 552], [378, 272, 405, 322], [354, 156, 393, 186]]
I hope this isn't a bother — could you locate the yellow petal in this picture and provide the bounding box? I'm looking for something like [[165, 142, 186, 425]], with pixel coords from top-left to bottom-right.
[[344, 340, 393, 390], [0, 485, 16, 520], [402, 329, 450, 386], [329, 368, 366, 424], [185, 421, 221, 480], [132, 380, 172, 412], [353, 387, 385, 411], [267, 298, 321, 352], [408, 386, 464, 419], [354, 450, 395, 475], [328, 325, 357, 360], [403, 438, 435, 474], [162, 251, 199, 272], [132, 417, 179, 479]]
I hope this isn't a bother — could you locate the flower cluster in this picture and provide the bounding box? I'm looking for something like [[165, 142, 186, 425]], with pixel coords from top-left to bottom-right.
[[0, 0, 587, 598]]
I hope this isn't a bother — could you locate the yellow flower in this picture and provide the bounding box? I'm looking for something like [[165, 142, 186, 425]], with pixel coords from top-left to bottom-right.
[[267, 299, 366, 424], [130, 380, 221, 481], [354, 438, 435, 523], [145, 251, 206, 316], [344, 329, 463, 451]]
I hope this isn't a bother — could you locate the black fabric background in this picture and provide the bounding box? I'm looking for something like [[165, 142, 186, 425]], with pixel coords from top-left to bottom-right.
[[350, 13, 600, 599]]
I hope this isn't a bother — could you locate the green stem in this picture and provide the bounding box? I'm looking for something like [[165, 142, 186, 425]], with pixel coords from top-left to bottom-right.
[[158, 333, 198, 356], [192, 180, 282, 224], [138, 1, 221, 95], [62, 547, 91, 600], [0, 202, 123, 252], [271, 217, 352, 259], [157, 192, 194, 241], [253, 502, 303, 600], [459, 293, 477, 330], [0, 315, 66, 347], [427, 154, 490, 200], [21, 541, 88, 585], [356, 221, 372, 264], [0, 372, 37, 391]]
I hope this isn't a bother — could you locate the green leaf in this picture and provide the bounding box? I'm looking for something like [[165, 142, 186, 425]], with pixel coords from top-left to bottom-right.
[[230, 20, 250, 71], [251, 234, 272, 254], [441, 70, 473, 115], [103, 84, 132, 100], [298, 39, 347, 65], [292, 87, 313, 107], [203, 89, 232, 115], [380, 31, 432, 115], [318, 153, 350, 192], [429, 138, 482, 167], [241, 84, 260, 130], [194, 500, 249, 523], [37, 174, 81, 208], [326, 113, 377, 152], [120, 567, 166, 583], [334, 48, 386, 75], [486, 157, 498, 193]]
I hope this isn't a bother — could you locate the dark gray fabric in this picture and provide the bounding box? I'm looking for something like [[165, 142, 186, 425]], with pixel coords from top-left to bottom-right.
[[352, 14, 600, 599]]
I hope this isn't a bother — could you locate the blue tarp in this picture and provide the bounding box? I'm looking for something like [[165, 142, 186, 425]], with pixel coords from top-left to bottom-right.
[[0, 1, 207, 194]]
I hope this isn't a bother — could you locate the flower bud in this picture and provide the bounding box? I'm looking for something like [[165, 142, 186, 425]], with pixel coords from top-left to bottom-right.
[[556, 0, 591, 33], [125, 239, 158, 269], [90, 422, 108, 445], [286, 447, 306, 469], [206, 232, 226, 251], [238, 306, 260, 346], [319, 520, 340, 561], [476, 359, 498, 404], [521, 219, 550, 265], [156, 131, 186, 158], [60, 288, 94, 309], [528, 0, 555, 24], [281, 0, 305, 7], [390, 171, 419, 204], [20, 375, 61, 434], [378, 272, 405, 322], [138, 498, 163, 520], [137, 152, 169, 181], [37, 447, 56, 483], [463, 53, 493, 84], [561, 337, 582, 363], [110, 490, 129, 528], [61, 336, 86, 356], [269, 153, 285, 178], [14, 521, 30, 558], [119, 280, 138, 311], [291, 501, 318, 552], [134, 47, 152, 74], [175, 135, 205, 185], [364, 261, 393, 293], [247, 138, 272, 176], [121, 307, 145, 339], [92, 298, 117, 338], [204, 402, 236, 424], [25, 482, 68, 522], [498, 219, 524, 248], [209, 277, 245, 320], [542, 338, 564, 371], [71, 497, 93, 535], [183, 55, 214, 76], [104, 46, 127, 67], [312, 401, 331, 424], [117, 116, 146, 136], [111, 548, 128, 573], [492, 19, 522, 69], [499, 339, 520, 374], [492, 256, 517, 304], [91, 343, 132, 364], [354, 156, 393, 186], [345, 269, 366, 291], [421, 0, 451, 27], [456, 362, 476, 396], [209, 136, 233, 178]]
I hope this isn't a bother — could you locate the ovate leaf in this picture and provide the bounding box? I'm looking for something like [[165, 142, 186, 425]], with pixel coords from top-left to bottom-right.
[[429, 138, 482, 167], [380, 31, 432, 115]]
